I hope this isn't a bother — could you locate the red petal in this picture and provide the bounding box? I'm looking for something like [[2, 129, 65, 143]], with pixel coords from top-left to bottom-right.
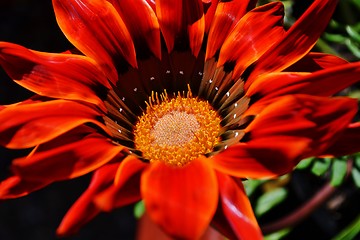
[[0, 175, 49, 199], [212, 95, 357, 178], [218, 2, 285, 78], [107, 0, 161, 59], [206, 0, 257, 59], [323, 122, 360, 156], [246, 61, 360, 100], [57, 163, 119, 236], [203, 0, 218, 33], [53, 0, 136, 83], [0, 42, 109, 108], [211, 136, 310, 178], [0, 100, 106, 148], [95, 156, 146, 211], [284, 52, 348, 72], [12, 133, 123, 181], [247, 95, 357, 156], [214, 173, 262, 239], [141, 159, 218, 239], [156, 0, 205, 56], [248, 0, 339, 80]]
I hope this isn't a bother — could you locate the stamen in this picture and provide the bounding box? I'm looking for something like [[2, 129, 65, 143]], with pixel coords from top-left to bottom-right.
[[134, 90, 221, 167]]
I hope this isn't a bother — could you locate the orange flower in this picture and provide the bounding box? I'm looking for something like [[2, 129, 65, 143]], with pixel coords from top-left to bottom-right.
[[0, 0, 360, 239]]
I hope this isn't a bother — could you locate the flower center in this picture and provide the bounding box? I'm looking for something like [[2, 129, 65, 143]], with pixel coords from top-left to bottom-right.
[[134, 91, 221, 166]]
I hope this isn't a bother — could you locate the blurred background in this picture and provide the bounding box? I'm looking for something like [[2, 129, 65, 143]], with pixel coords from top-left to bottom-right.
[[0, 0, 359, 239]]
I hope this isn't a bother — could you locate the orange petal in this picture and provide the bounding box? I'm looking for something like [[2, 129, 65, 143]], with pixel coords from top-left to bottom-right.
[[156, 0, 205, 56], [141, 159, 218, 239], [323, 122, 360, 156], [247, 95, 357, 156], [12, 133, 123, 181], [248, 0, 339, 81], [214, 172, 262, 239], [206, 0, 257, 59], [107, 0, 161, 59], [0, 42, 109, 108], [246, 61, 360, 103], [284, 52, 348, 72], [95, 156, 147, 211], [203, 0, 218, 33], [213, 95, 357, 178], [57, 163, 119, 237], [53, 0, 136, 83], [211, 136, 310, 178], [218, 2, 285, 78], [0, 100, 106, 148], [0, 175, 50, 199]]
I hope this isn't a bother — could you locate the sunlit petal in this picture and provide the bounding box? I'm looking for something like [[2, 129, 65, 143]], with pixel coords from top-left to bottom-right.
[[53, 0, 136, 83], [141, 159, 218, 239]]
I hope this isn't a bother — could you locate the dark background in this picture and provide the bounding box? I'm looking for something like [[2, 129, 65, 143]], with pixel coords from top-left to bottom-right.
[[0, 1, 136, 239]]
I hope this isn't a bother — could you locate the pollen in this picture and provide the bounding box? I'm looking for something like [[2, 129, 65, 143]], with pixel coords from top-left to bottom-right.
[[134, 90, 221, 167]]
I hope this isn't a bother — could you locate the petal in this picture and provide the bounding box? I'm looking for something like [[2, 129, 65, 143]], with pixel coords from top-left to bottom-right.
[[212, 95, 357, 178], [323, 122, 360, 156], [141, 159, 218, 239], [248, 0, 339, 80], [0, 100, 106, 148], [107, 0, 161, 59], [156, 0, 205, 56], [247, 95, 357, 156], [94, 156, 147, 211], [0, 175, 49, 199], [137, 213, 224, 240], [0, 42, 109, 108], [53, 0, 136, 83], [284, 52, 348, 72], [246, 61, 360, 100], [203, 0, 218, 33], [57, 163, 119, 236], [12, 133, 124, 181], [214, 173, 262, 239], [211, 136, 311, 178], [218, 2, 285, 78], [206, 0, 257, 59]]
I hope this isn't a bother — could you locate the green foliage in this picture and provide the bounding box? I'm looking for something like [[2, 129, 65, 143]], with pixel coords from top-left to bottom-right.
[[243, 179, 265, 196], [255, 188, 288, 217], [295, 156, 360, 188], [330, 159, 348, 187], [264, 228, 291, 240], [134, 201, 145, 219], [332, 214, 360, 240]]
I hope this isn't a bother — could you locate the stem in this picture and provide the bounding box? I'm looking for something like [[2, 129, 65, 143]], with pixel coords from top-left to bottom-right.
[[261, 160, 353, 234]]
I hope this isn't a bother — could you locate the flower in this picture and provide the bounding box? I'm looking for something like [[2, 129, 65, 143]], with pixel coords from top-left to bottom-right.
[[0, 0, 360, 239]]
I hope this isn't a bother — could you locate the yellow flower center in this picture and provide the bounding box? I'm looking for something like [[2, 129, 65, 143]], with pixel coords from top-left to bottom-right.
[[134, 90, 221, 167]]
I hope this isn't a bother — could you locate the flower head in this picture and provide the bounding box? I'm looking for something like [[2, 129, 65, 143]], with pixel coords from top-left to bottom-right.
[[1, 0, 360, 239]]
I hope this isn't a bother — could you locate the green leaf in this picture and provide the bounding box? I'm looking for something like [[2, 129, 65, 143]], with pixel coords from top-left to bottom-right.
[[351, 168, 360, 188], [296, 158, 314, 170], [323, 33, 347, 43], [255, 188, 287, 217], [134, 201, 145, 219], [344, 39, 360, 58], [243, 179, 264, 196], [265, 228, 291, 240], [351, 0, 360, 11], [330, 159, 347, 187], [354, 154, 360, 168], [311, 158, 331, 176], [332, 214, 360, 240], [346, 25, 360, 42]]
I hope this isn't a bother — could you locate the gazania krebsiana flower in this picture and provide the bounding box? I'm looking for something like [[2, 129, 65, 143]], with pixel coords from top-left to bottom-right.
[[1, 0, 360, 238]]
